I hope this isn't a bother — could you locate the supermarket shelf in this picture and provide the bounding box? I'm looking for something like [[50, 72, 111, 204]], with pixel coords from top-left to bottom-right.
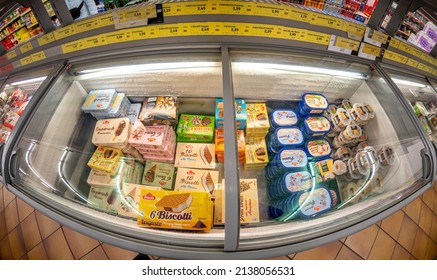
[[20, 9, 31, 17], [0, 24, 25, 41], [26, 22, 39, 29], [0, 14, 20, 32]]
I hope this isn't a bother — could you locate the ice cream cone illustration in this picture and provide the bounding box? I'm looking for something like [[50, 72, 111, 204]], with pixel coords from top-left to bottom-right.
[[144, 164, 157, 183], [113, 120, 126, 141]]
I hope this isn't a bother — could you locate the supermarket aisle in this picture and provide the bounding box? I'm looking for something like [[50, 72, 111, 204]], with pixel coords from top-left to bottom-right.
[[1, 182, 437, 260]]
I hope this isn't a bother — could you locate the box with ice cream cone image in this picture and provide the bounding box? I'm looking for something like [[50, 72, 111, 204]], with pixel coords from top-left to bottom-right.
[[174, 167, 219, 196], [141, 161, 175, 190], [174, 142, 216, 169]]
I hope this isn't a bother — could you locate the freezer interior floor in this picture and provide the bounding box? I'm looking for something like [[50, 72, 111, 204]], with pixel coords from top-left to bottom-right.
[[1, 182, 437, 260]]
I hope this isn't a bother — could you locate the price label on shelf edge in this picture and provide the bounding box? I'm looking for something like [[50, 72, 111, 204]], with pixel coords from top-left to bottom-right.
[[20, 42, 33, 54], [38, 33, 55, 46], [6, 50, 17, 60]]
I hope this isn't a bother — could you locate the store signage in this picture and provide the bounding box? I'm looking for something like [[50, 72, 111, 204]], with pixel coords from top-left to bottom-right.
[[210, 1, 253, 15], [20, 55, 33, 66], [20, 42, 33, 54], [363, 27, 387, 47], [343, 21, 365, 40], [31, 51, 46, 62], [417, 63, 434, 74], [54, 25, 76, 40], [38, 33, 55, 46], [279, 27, 307, 41], [313, 14, 343, 30], [383, 49, 408, 64], [358, 42, 380, 60], [305, 30, 330, 45], [75, 18, 99, 33], [406, 58, 419, 68], [328, 35, 360, 54]]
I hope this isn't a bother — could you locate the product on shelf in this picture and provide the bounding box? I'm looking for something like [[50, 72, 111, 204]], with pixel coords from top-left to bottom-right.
[[246, 103, 270, 137], [118, 184, 161, 218], [0, 126, 11, 143], [139, 96, 178, 127], [174, 142, 216, 169], [92, 93, 130, 119], [214, 179, 259, 225], [298, 93, 329, 116], [244, 136, 269, 169], [215, 129, 245, 164], [311, 159, 336, 181], [87, 146, 124, 175], [269, 127, 304, 151], [87, 186, 120, 214], [305, 139, 332, 161], [268, 171, 313, 200], [377, 146, 396, 167], [301, 115, 331, 137], [141, 161, 175, 190], [176, 114, 215, 143], [81, 89, 118, 114], [92, 117, 130, 148], [137, 189, 213, 231], [269, 109, 299, 130], [174, 167, 219, 195], [87, 158, 142, 188], [126, 103, 142, 125], [215, 98, 247, 129], [265, 148, 308, 181]]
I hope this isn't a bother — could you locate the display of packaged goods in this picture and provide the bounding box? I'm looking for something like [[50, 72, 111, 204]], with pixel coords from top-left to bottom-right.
[[0, 126, 12, 143], [17, 100, 29, 115], [298, 93, 329, 116], [176, 114, 215, 143], [266, 148, 308, 181], [244, 137, 269, 168], [376, 146, 395, 167], [362, 103, 375, 119], [81, 89, 117, 114], [3, 111, 19, 129], [87, 158, 142, 187], [118, 183, 161, 218], [87, 146, 124, 175], [129, 121, 173, 150], [354, 142, 369, 152], [174, 167, 219, 195], [301, 116, 331, 137], [341, 124, 362, 141], [268, 171, 313, 200], [87, 186, 120, 214], [141, 161, 175, 190], [415, 31, 436, 53], [427, 114, 437, 130], [174, 143, 216, 169], [215, 98, 246, 129], [269, 187, 337, 219], [126, 103, 142, 125], [341, 99, 353, 110], [137, 189, 213, 231], [310, 159, 335, 181], [269, 109, 299, 129], [305, 139, 332, 161], [92, 117, 130, 148], [324, 104, 337, 120], [214, 179, 259, 225], [92, 93, 130, 119], [333, 160, 348, 175], [215, 129, 245, 164], [331, 108, 352, 130], [139, 96, 177, 126], [349, 103, 369, 125], [423, 21, 437, 43], [333, 146, 353, 160], [269, 127, 304, 150], [246, 103, 270, 137]]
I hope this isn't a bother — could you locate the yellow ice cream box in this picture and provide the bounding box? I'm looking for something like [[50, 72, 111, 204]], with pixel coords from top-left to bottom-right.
[[87, 146, 124, 176], [137, 189, 213, 231]]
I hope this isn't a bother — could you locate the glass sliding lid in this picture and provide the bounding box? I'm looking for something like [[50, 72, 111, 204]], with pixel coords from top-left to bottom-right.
[[8, 52, 231, 257], [230, 50, 430, 251]]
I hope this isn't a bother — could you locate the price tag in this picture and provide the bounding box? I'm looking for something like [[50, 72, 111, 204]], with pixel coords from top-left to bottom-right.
[[313, 14, 343, 30], [162, 3, 178, 16], [288, 7, 314, 23], [117, 7, 147, 23], [252, 3, 287, 18], [20, 55, 33, 66], [105, 31, 131, 44], [95, 14, 114, 28], [154, 24, 184, 37], [6, 50, 17, 60], [75, 18, 98, 33], [208, 23, 223, 35], [362, 43, 381, 57], [185, 23, 213, 35], [54, 25, 76, 40], [389, 37, 401, 49], [305, 30, 330, 45], [38, 33, 55, 46], [220, 23, 247, 36], [82, 35, 106, 49], [343, 21, 365, 38], [20, 42, 33, 54], [130, 27, 148, 40], [179, 1, 209, 15], [212, 1, 253, 15], [417, 63, 434, 74], [334, 36, 360, 51], [31, 51, 46, 62], [406, 58, 419, 68], [62, 40, 84, 53], [433, 69, 437, 77], [249, 24, 280, 38], [279, 27, 307, 41], [408, 47, 422, 58], [383, 50, 408, 64], [370, 30, 388, 44], [145, 26, 158, 38]]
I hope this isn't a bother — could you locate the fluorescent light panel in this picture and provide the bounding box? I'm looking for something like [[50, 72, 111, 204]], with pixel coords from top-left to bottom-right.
[[232, 62, 368, 79], [392, 78, 427, 88], [10, 76, 47, 86]]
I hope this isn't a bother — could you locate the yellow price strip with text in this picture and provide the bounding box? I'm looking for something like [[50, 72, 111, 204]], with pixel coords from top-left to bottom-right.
[[433, 69, 437, 77], [20, 55, 33, 66], [343, 21, 365, 38], [406, 58, 419, 68], [313, 14, 343, 30], [153, 24, 186, 37], [279, 26, 307, 41], [38, 33, 55, 46], [94, 14, 114, 28], [417, 63, 434, 74], [288, 6, 315, 23], [61, 40, 84, 54], [74, 18, 99, 33], [81, 35, 107, 49], [334, 36, 360, 51], [6, 50, 17, 60], [383, 49, 408, 64], [370, 30, 389, 44], [211, 1, 253, 15], [31, 51, 46, 62], [105, 31, 132, 44], [389, 37, 401, 49], [249, 24, 281, 38], [129, 27, 149, 40], [117, 6, 148, 23], [252, 3, 288, 18], [20, 42, 33, 54], [220, 23, 250, 36], [362, 43, 381, 57], [305, 30, 330, 45], [183, 23, 214, 35], [54, 25, 76, 40]]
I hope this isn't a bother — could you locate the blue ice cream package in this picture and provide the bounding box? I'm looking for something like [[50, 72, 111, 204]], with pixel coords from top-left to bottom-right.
[[298, 93, 329, 116], [301, 116, 331, 138], [304, 138, 332, 161], [81, 89, 117, 114], [126, 103, 142, 125], [269, 109, 299, 130], [268, 171, 313, 200], [269, 127, 304, 150], [92, 93, 131, 119], [265, 148, 308, 180], [215, 98, 246, 129]]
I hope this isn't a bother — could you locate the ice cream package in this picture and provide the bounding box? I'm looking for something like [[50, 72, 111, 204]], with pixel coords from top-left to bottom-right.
[[176, 114, 215, 143], [139, 96, 178, 126], [215, 98, 246, 129], [141, 161, 175, 190], [81, 89, 117, 114]]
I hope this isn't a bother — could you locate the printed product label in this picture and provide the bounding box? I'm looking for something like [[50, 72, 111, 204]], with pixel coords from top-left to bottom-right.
[[304, 94, 328, 109], [285, 171, 313, 192], [306, 116, 330, 133], [272, 110, 298, 126], [298, 188, 332, 217], [276, 128, 303, 145], [280, 149, 307, 168], [307, 140, 331, 157]]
